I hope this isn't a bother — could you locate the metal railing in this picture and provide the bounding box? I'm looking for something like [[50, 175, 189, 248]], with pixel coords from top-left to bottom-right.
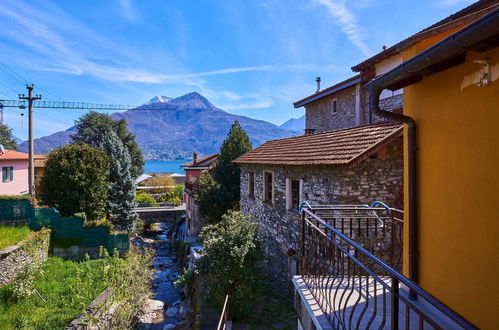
[[217, 295, 231, 330], [299, 204, 476, 329]]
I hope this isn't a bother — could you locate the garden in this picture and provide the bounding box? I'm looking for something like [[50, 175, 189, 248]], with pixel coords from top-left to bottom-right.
[[0, 248, 152, 329]]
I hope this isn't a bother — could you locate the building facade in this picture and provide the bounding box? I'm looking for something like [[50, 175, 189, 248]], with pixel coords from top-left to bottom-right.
[[235, 123, 404, 286], [181, 153, 218, 236], [367, 7, 499, 328], [0, 149, 46, 195]]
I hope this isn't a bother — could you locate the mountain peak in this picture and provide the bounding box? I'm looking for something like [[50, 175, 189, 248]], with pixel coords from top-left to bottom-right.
[[169, 92, 217, 110], [146, 95, 172, 104]]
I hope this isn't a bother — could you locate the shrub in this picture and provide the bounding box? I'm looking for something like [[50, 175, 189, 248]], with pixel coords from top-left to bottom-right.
[[197, 210, 262, 318], [135, 193, 158, 207], [39, 142, 111, 221]]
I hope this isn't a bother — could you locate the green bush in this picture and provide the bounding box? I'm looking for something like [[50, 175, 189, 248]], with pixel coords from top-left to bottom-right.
[[135, 193, 158, 206], [39, 142, 111, 221], [197, 210, 263, 318]]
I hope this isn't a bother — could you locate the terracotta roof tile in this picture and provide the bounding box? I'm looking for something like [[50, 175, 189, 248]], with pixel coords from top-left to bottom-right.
[[0, 149, 46, 161], [234, 122, 403, 166], [181, 153, 218, 168]]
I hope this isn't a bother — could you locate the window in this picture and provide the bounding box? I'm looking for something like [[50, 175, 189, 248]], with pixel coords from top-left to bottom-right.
[[287, 179, 302, 211], [2, 166, 13, 182], [331, 99, 338, 114], [248, 172, 255, 198], [263, 172, 273, 203]]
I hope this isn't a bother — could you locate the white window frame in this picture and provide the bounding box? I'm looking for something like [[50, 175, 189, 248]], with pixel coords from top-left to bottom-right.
[[263, 170, 274, 204]]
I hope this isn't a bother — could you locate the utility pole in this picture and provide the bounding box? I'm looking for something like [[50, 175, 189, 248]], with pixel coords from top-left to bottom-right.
[[19, 85, 41, 196]]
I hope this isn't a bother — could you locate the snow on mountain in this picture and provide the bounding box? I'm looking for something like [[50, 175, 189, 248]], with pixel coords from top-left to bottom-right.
[[146, 96, 172, 104]]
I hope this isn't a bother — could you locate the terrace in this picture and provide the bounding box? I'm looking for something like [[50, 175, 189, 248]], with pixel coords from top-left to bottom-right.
[[294, 204, 475, 330]]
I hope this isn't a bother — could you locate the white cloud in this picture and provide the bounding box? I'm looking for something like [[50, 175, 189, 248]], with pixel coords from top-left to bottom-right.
[[118, 0, 139, 22], [311, 0, 373, 57]]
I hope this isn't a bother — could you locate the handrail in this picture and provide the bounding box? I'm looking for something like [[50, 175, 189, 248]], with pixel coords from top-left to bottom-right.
[[301, 207, 477, 329], [217, 294, 230, 330]]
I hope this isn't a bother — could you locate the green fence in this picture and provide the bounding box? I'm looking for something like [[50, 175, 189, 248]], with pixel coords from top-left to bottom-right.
[[0, 200, 129, 255]]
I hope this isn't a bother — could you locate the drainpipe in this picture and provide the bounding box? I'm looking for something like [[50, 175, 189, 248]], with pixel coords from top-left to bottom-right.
[[367, 85, 419, 293]]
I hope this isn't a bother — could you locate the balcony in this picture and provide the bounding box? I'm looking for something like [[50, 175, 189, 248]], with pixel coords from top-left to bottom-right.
[[294, 204, 475, 330]]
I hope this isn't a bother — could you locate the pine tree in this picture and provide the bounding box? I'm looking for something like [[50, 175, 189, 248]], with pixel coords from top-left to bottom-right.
[[212, 121, 252, 214], [99, 130, 138, 232], [0, 123, 18, 150]]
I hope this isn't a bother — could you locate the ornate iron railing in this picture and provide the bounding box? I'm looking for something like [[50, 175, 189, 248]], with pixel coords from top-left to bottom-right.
[[299, 205, 476, 329]]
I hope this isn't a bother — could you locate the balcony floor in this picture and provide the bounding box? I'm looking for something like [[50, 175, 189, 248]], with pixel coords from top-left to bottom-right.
[[293, 276, 457, 329]]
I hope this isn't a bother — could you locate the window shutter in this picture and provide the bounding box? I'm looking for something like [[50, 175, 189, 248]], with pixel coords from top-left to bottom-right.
[[2, 167, 6, 182], [9, 167, 13, 181]]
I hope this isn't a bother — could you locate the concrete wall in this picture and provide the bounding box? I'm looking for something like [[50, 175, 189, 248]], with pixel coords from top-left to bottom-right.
[[400, 45, 499, 329], [0, 159, 28, 195], [239, 139, 403, 286]]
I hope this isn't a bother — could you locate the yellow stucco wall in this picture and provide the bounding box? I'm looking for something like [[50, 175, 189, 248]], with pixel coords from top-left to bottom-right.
[[402, 46, 499, 328]]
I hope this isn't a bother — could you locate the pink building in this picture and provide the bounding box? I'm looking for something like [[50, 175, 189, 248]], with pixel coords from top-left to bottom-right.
[[0, 149, 46, 195]]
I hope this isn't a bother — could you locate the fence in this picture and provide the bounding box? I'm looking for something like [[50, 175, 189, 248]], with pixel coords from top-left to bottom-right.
[[299, 205, 476, 329]]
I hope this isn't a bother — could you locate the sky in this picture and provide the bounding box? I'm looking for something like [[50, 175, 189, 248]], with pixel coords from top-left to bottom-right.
[[0, 0, 476, 140]]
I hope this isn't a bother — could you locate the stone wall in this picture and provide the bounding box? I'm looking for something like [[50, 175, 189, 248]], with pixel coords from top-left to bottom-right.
[[305, 84, 359, 133], [239, 139, 403, 287], [0, 228, 50, 285], [305, 85, 403, 133]]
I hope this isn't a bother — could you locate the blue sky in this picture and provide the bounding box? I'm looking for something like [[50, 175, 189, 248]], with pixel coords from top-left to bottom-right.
[[0, 0, 475, 139]]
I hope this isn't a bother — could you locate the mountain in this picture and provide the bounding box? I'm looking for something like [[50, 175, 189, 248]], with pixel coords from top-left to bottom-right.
[[280, 115, 305, 135], [146, 96, 172, 104], [19, 92, 295, 160]]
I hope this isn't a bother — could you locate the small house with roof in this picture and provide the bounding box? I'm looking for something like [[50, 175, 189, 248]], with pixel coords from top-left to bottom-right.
[[181, 153, 218, 236], [0, 148, 46, 195]]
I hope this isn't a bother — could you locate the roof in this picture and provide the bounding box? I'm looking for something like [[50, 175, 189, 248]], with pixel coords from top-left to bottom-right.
[[234, 122, 403, 166], [170, 173, 186, 177], [136, 173, 152, 184], [352, 0, 499, 72], [0, 149, 46, 161], [293, 75, 361, 108], [181, 153, 218, 168], [366, 7, 499, 92]]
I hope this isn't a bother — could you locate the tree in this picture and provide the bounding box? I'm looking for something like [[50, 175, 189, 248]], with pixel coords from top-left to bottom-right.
[[99, 130, 138, 232], [39, 142, 110, 220], [197, 210, 262, 318], [195, 171, 223, 223], [71, 112, 144, 178], [0, 123, 18, 150], [213, 121, 252, 213]]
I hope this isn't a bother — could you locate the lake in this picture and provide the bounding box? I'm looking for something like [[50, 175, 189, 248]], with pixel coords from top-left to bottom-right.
[[144, 160, 188, 174]]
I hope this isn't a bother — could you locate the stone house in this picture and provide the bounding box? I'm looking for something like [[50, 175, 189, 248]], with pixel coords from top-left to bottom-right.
[[181, 153, 218, 236], [234, 122, 403, 286], [294, 75, 402, 135]]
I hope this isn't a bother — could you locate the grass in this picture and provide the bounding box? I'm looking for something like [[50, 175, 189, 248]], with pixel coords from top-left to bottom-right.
[[0, 226, 31, 250], [0, 256, 125, 329]]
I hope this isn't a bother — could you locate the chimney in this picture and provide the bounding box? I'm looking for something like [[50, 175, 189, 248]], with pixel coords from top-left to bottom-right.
[[315, 77, 321, 93], [304, 128, 315, 135], [193, 152, 198, 164]]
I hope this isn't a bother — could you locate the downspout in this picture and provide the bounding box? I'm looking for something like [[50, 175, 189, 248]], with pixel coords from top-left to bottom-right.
[[367, 84, 419, 292]]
